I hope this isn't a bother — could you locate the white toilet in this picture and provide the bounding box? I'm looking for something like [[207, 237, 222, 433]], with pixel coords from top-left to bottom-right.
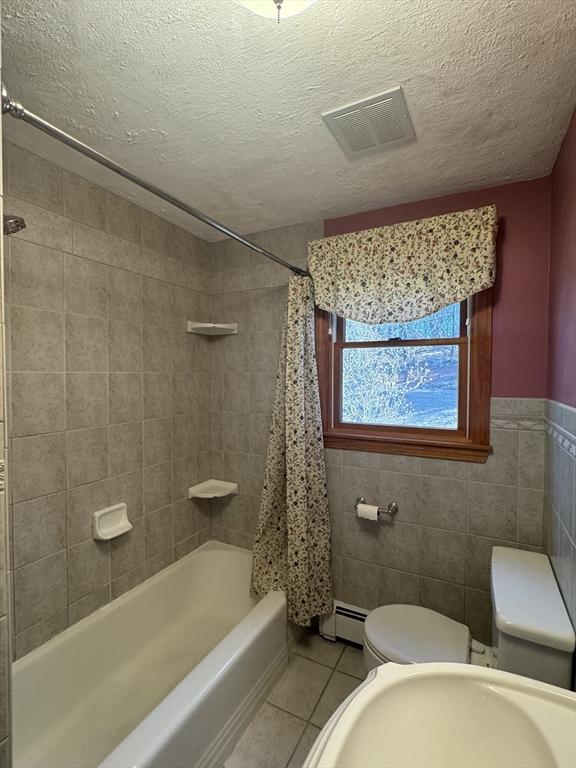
[[363, 546, 576, 689]]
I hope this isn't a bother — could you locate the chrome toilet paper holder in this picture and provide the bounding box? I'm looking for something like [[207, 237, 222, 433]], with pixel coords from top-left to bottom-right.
[[355, 497, 399, 521]]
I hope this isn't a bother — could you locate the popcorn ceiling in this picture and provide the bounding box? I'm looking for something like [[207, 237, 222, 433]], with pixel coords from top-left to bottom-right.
[[2, 0, 575, 241]]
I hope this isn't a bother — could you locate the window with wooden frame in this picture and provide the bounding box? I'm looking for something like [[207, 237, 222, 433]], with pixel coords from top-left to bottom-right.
[[315, 290, 492, 462]]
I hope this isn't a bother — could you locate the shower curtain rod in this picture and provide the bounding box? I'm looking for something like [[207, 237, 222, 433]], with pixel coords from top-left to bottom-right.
[[1, 85, 310, 278]]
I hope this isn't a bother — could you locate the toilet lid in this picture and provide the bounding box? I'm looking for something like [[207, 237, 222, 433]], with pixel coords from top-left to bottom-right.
[[364, 604, 470, 664]]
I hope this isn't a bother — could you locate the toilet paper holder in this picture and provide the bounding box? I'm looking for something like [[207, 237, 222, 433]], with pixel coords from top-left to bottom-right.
[[355, 497, 398, 521]]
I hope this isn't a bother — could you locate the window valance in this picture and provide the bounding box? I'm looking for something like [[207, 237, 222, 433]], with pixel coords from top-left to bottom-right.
[[308, 205, 497, 324]]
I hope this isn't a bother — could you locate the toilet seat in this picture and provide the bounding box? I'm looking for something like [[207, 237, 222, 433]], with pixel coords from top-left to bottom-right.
[[364, 604, 471, 664]]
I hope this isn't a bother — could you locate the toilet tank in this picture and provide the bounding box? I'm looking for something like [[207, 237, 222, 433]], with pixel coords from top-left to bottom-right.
[[491, 547, 575, 689]]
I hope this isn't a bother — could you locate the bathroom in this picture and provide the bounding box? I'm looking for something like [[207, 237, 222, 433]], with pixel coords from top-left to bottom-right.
[[0, 0, 575, 766]]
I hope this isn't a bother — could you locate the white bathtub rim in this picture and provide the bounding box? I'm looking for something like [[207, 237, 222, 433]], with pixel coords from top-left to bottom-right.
[[14, 539, 250, 671], [100, 589, 287, 768]]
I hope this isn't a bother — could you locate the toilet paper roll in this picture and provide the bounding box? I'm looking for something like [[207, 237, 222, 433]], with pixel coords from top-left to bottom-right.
[[357, 502, 379, 521]]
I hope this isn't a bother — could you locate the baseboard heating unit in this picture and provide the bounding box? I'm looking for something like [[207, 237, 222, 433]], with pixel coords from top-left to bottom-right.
[[319, 600, 369, 645]]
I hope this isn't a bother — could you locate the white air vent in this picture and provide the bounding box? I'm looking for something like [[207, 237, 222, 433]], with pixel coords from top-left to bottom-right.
[[322, 87, 415, 160]]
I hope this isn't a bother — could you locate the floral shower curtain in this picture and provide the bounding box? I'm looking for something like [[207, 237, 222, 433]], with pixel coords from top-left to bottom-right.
[[250, 276, 333, 626]]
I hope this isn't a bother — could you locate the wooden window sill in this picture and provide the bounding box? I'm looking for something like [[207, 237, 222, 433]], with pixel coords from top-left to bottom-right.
[[323, 430, 491, 463]]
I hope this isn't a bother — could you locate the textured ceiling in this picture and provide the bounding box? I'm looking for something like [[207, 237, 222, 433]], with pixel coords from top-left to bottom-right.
[[2, 0, 576, 241]]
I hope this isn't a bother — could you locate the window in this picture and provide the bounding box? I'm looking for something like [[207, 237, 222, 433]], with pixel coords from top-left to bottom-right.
[[316, 290, 492, 462]]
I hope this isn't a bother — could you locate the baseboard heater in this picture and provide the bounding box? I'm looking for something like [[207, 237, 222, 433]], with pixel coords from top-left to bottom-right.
[[319, 600, 369, 645]]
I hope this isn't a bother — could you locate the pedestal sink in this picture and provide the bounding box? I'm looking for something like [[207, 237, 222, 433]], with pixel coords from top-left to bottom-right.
[[303, 663, 576, 768]]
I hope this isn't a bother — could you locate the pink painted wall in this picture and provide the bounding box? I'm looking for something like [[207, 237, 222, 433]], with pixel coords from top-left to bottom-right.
[[548, 109, 576, 409], [324, 178, 551, 398]]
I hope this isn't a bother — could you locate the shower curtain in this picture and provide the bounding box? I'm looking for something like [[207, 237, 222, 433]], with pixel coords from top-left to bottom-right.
[[250, 276, 333, 626]]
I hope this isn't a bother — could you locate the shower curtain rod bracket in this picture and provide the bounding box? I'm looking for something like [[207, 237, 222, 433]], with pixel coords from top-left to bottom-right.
[[1, 84, 310, 278]]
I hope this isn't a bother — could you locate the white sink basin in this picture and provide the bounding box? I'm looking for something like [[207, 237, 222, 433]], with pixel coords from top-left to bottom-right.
[[304, 663, 576, 768]]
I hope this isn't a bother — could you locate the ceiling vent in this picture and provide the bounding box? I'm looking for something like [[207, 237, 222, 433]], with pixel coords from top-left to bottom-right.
[[321, 87, 416, 160]]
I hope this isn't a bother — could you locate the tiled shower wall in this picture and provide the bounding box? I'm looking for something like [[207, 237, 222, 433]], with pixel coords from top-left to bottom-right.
[[545, 401, 576, 627], [4, 142, 213, 657], [208, 225, 547, 645]]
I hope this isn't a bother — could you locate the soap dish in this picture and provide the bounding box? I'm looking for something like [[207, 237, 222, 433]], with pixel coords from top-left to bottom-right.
[[188, 479, 238, 499], [93, 503, 132, 540]]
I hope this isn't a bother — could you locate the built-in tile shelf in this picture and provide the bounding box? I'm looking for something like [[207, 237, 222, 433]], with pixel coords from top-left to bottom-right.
[[188, 479, 239, 499], [186, 321, 238, 335]]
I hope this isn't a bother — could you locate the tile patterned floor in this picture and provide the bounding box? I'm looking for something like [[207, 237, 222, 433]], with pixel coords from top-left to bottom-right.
[[224, 633, 366, 768]]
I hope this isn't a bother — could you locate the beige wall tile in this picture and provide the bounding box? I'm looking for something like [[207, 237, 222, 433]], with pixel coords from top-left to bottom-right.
[[67, 479, 109, 545], [10, 372, 66, 436], [6, 144, 62, 213], [10, 306, 64, 371], [143, 418, 172, 467], [517, 488, 544, 546], [9, 239, 63, 311], [108, 320, 142, 372], [109, 372, 143, 424], [420, 527, 465, 584], [12, 432, 66, 502], [12, 492, 66, 567], [421, 577, 465, 623], [66, 427, 109, 488], [14, 609, 68, 659], [66, 372, 108, 429], [172, 499, 198, 544], [109, 470, 143, 520], [106, 193, 141, 245], [144, 373, 172, 419], [467, 482, 517, 540], [67, 539, 110, 603], [143, 461, 171, 513], [64, 254, 107, 318], [72, 222, 140, 272], [111, 565, 145, 599], [467, 429, 518, 485], [144, 323, 171, 372], [145, 504, 173, 559], [111, 518, 145, 579], [108, 421, 143, 476], [4, 194, 72, 251], [14, 551, 67, 631], [378, 566, 419, 605], [65, 314, 107, 371], [421, 476, 466, 531], [68, 585, 110, 625], [465, 587, 492, 644], [63, 172, 106, 229], [143, 278, 172, 328], [341, 558, 379, 609], [141, 211, 173, 256], [518, 430, 545, 489], [108, 267, 142, 325]]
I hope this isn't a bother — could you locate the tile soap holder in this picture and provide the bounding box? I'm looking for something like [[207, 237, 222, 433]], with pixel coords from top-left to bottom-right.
[[93, 503, 132, 540]]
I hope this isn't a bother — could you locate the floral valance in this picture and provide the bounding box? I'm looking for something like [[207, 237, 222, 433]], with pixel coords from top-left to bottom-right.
[[308, 205, 498, 324]]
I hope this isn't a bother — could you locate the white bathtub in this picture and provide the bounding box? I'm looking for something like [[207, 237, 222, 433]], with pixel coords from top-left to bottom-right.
[[14, 540, 288, 768]]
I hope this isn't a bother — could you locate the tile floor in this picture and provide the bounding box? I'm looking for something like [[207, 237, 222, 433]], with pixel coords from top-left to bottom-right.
[[225, 633, 366, 768]]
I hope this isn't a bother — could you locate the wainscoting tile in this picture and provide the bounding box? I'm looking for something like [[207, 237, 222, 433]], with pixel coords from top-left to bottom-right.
[[421, 476, 466, 531], [341, 558, 379, 609], [380, 522, 420, 573], [467, 482, 517, 540], [518, 430, 545, 490], [465, 587, 492, 645], [517, 488, 544, 546], [420, 527, 465, 584], [467, 429, 518, 486], [466, 536, 512, 590], [420, 577, 465, 623], [378, 566, 420, 605]]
